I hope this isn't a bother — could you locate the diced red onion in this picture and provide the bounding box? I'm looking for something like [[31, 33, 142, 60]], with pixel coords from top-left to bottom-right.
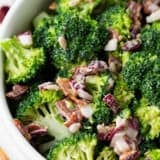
[[0, 6, 9, 23], [71, 74, 85, 90], [122, 39, 141, 51], [103, 93, 119, 114], [17, 31, 33, 46], [104, 38, 118, 51]]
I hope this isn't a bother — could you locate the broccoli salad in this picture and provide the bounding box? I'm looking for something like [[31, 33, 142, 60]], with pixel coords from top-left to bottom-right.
[[2, 0, 160, 159]]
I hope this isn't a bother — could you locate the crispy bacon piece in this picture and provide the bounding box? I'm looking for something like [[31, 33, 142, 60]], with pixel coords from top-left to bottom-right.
[[6, 84, 28, 100], [56, 78, 77, 97], [128, 1, 142, 38], [49, 1, 57, 10], [25, 123, 48, 137], [13, 119, 31, 141]]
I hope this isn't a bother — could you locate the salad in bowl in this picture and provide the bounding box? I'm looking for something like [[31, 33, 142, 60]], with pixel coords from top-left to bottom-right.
[[1, 0, 160, 159]]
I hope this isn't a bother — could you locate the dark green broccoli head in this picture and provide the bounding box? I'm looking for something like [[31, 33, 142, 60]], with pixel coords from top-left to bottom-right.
[[113, 76, 134, 108], [122, 51, 157, 90], [135, 98, 160, 140], [47, 133, 97, 160], [33, 12, 108, 69], [96, 147, 117, 160], [56, 0, 108, 16], [1, 37, 45, 84], [141, 22, 160, 55], [99, 5, 132, 39], [16, 85, 71, 140], [85, 73, 111, 125]]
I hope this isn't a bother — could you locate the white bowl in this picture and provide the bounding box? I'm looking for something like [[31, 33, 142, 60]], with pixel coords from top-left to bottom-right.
[[0, 0, 52, 159]]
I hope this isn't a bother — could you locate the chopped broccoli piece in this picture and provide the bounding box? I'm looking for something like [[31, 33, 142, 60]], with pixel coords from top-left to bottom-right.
[[16, 86, 71, 140], [96, 147, 117, 160], [1, 37, 45, 84], [99, 5, 132, 39], [141, 22, 160, 55], [135, 98, 160, 140], [56, 0, 108, 16], [33, 12, 108, 69], [113, 76, 134, 108], [144, 149, 160, 160], [85, 73, 111, 125], [122, 51, 157, 90], [47, 133, 97, 160]]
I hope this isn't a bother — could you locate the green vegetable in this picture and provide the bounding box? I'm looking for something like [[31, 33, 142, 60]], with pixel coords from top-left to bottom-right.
[[1, 37, 45, 84], [33, 12, 108, 69], [144, 149, 160, 160], [96, 147, 117, 160], [99, 5, 132, 39], [86, 73, 111, 125], [16, 86, 71, 140], [135, 98, 160, 140], [141, 22, 160, 55], [47, 133, 97, 160]]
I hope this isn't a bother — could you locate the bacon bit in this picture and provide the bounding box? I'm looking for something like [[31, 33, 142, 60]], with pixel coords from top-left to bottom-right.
[[119, 150, 140, 160], [56, 78, 77, 97], [6, 84, 28, 100], [108, 55, 122, 74], [87, 60, 108, 74], [38, 82, 59, 91], [64, 111, 83, 127], [109, 28, 122, 41], [25, 123, 48, 137], [128, 1, 142, 38], [56, 99, 73, 119], [103, 93, 120, 114], [0, 148, 9, 160], [13, 119, 31, 141], [49, 1, 57, 10], [0, 6, 9, 23], [122, 39, 141, 51]]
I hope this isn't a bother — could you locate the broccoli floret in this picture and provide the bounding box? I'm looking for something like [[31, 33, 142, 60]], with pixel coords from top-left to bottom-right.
[[135, 98, 160, 140], [96, 147, 117, 160], [1, 37, 45, 84], [47, 133, 97, 160], [122, 51, 157, 90], [85, 73, 111, 125], [33, 12, 108, 69], [144, 149, 160, 160], [56, 0, 108, 16], [16, 86, 71, 140], [113, 76, 134, 108], [141, 22, 160, 55], [99, 5, 132, 39]]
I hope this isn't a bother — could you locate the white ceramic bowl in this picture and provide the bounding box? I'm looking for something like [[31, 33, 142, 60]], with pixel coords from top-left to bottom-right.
[[0, 0, 52, 159]]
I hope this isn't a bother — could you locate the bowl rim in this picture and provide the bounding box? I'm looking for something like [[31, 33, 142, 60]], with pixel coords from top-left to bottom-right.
[[0, 0, 51, 159]]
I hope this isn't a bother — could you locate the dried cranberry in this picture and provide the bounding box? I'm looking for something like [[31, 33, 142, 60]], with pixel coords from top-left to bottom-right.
[[103, 93, 119, 114], [0, 6, 9, 23]]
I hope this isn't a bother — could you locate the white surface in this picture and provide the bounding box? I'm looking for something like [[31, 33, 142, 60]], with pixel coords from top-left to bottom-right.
[[0, 0, 52, 159]]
